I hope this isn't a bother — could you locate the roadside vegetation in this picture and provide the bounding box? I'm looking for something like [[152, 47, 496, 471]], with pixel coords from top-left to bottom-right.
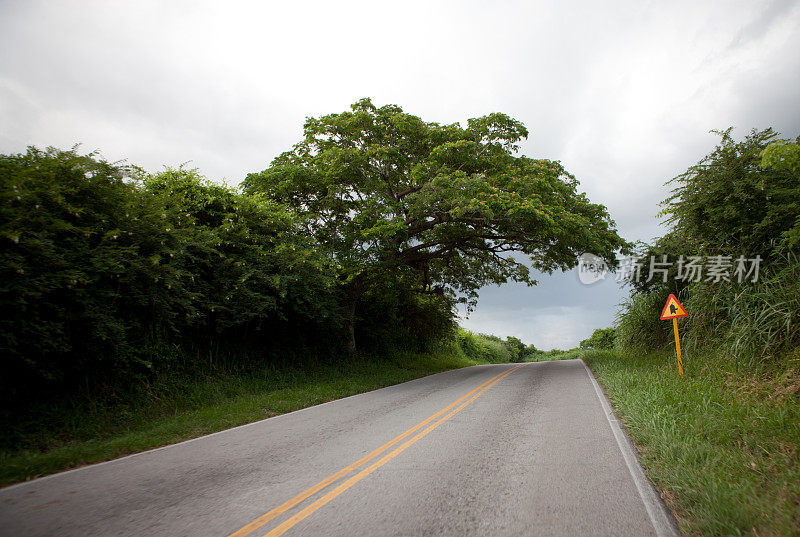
[[584, 348, 799, 536], [1, 100, 625, 485], [5, 100, 797, 535], [0, 334, 514, 487], [0, 328, 536, 487], [577, 130, 800, 536]]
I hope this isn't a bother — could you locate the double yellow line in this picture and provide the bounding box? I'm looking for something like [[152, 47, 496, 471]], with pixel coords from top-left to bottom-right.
[[227, 363, 526, 537]]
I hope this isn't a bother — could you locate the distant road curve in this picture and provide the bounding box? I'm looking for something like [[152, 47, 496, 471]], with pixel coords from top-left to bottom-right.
[[0, 360, 679, 537]]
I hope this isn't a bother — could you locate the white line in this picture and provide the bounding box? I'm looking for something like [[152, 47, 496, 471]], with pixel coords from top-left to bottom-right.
[[0, 363, 506, 493], [580, 359, 680, 537]]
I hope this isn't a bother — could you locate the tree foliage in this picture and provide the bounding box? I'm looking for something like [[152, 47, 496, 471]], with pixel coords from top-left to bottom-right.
[[0, 147, 338, 402], [2, 100, 636, 400], [579, 327, 616, 350], [761, 137, 800, 175], [617, 128, 800, 359], [245, 99, 627, 349], [661, 128, 800, 258]]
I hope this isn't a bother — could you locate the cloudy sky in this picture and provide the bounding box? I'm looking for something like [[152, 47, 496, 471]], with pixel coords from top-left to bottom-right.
[[2, 0, 799, 349]]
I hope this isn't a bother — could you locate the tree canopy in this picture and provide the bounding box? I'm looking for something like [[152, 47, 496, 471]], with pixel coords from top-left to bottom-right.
[[0, 148, 339, 400], [617, 127, 800, 358], [580, 327, 616, 350], [661, 128, 800, 257], [245, 99, 627, 350]]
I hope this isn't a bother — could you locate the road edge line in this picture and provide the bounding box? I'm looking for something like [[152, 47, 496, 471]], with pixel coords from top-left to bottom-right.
[[580, 359, 681, 537], [0, 365, 496, 493]]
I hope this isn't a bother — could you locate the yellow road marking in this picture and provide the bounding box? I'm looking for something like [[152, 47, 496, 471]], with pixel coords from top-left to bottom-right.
[[228, 363, 525, 537], [260, 364, 524, 537]]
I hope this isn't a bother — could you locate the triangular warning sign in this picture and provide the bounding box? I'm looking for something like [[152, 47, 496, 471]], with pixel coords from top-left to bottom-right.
[[660, 294, 688, 320]]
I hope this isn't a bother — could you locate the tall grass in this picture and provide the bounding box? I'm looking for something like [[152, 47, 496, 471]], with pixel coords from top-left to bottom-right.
[[681, 280, 738, 356], [615, 286, 672, 355], [617, 253, 800, 365], [725, 254, 800, 360], [584, 348, 800, 536]]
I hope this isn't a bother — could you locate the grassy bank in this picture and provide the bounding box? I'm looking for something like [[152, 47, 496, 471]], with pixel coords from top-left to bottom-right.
[[523, 348, 583, 361], [583, 348, 800, 536], [1, 346, 501, 487]]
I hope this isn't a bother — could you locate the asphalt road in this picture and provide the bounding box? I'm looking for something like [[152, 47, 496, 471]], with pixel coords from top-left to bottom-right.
[[0, 359, 679, 536]]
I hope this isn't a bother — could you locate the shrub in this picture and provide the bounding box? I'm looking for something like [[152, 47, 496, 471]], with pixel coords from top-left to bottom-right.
[[617, 128, 800, 365], [615, 287, 672, 355], [580, 327, 616, 350], [456, 329, 513, 363], [1, 147, 164, 398], [0, 149, 340, 403]]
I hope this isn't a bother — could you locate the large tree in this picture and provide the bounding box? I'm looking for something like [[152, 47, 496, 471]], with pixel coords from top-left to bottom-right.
[[244, 99, 627, 351]]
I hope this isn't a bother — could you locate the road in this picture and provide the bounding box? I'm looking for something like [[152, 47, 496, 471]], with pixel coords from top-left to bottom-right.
[[0, 359, 679, 536]]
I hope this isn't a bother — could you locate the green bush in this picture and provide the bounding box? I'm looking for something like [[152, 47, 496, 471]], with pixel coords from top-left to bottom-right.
[[662, 128, 800, 258], [502, 336, 526, 361], [141, 168, 340, 355], [616, 128, 800, 364], [615, 287, 672, 355], [0, 148, 340, 404], [579, 327, 616, 350], [1, 147, 169, 397], [455, 329, 513, 363], [354, 278, 457, 354]]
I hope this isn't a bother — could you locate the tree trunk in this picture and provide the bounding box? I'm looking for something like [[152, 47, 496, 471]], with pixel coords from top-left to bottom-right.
[[343, 295, 357, 354], [342, 276, 365, 354]]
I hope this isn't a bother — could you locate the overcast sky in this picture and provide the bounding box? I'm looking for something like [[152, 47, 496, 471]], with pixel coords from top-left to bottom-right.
[[2, 0, 799, 349]]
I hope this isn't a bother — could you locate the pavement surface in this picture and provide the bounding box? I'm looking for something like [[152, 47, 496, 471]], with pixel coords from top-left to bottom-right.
[[0, 359, 680, 536]]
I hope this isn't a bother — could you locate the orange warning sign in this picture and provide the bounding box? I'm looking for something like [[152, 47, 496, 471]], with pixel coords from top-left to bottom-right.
[[660, 294, 688, 320]]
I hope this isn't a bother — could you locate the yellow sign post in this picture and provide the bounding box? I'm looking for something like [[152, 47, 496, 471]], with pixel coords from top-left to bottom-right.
[[660, 294, 688, 377]]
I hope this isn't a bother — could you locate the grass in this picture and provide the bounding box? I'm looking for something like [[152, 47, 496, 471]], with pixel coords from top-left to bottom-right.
[[582, 347, 800, 536], [1, 348, 488, 487], [523, 348, 584, 362]]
